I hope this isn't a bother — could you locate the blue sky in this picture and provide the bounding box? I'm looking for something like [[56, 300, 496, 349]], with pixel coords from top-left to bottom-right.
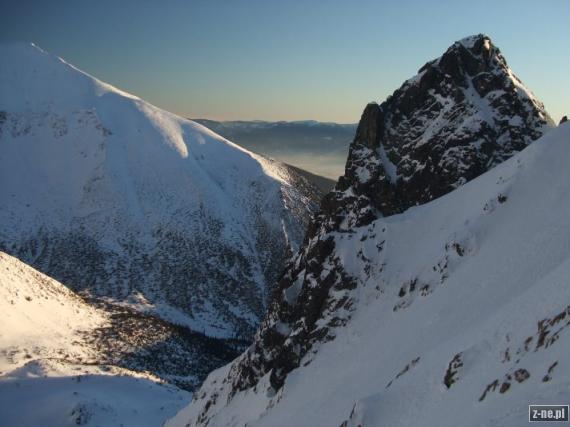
[[1, 0, 568, 122]]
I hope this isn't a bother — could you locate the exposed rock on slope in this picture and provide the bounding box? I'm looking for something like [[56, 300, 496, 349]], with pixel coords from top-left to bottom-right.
[[173, 35, 558, 427], [328, 34, 553, 228]]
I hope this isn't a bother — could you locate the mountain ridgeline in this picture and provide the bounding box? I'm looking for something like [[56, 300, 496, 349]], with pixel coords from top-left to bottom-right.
[[0, 43, 324, 387], [176, 34, 559, 426]]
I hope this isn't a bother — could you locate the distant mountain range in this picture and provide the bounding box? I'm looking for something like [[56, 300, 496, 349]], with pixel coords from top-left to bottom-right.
[[193, 119, 357, 182]]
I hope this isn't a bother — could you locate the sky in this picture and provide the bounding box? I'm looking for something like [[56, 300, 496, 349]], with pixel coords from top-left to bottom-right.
[[0, 0, 568, 123]]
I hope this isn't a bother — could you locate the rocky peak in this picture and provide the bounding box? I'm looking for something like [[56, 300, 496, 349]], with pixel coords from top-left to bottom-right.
[[186, 36, 555, 424], [438, 34, 497, 79], [328, 34, 553, 229]]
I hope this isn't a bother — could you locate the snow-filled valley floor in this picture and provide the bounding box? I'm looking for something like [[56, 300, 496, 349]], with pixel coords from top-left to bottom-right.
[[169, 124, 570, 427], [0, 361, 190, 427]]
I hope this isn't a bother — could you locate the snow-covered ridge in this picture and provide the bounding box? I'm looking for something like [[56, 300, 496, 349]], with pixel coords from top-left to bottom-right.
[[0, 42, 140, 110], [170, 120, 570, 427], [0, 251, 106, 374], [0, 42, 321, 342], [0, 42, 301, 188], [0, 253, 191, 427]]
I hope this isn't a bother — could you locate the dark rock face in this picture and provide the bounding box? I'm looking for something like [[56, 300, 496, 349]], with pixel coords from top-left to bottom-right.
[[191, 35, 554, 422], [560, 116, 568, 125], [330, 34, 552, 229]]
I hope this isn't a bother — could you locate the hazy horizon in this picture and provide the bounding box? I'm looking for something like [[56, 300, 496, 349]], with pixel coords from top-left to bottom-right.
[[192, 119, 356, 180], [1, 0, 568, 124]]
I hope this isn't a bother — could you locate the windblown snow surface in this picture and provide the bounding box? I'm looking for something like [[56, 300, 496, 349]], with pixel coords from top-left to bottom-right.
[[0, 252, 191, 427], [170, 123, 570, 426]]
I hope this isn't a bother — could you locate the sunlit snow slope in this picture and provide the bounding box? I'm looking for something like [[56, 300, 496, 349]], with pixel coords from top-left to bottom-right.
[[0, 42, 320, 340], [0, 251, 191, 427], [170, 123, 570, 426], [0, 251, 105, 373]]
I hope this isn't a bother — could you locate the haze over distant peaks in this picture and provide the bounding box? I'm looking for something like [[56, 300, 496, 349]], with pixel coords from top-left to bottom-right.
[[194, 118, 357, 181]]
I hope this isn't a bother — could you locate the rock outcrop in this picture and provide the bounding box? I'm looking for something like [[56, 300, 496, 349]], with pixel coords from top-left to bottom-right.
[[183, 34, 554, 425]]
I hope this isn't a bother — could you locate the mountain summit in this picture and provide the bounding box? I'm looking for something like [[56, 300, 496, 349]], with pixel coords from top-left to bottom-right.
[[0, 42, 322, 385], [325, 33, 553, 228], [174, 35, 560, 427]]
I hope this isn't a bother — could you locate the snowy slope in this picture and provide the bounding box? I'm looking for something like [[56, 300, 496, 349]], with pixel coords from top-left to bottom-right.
[[170, 120, 570, 427], [0, 252, 191, 427], [0, 42, 321, 340], [0, 248, 239, 392], [0, 251, 106, 374], [0, 361, 191, 427], [170, 35, 563, 426], [172, 34, 554, 401]]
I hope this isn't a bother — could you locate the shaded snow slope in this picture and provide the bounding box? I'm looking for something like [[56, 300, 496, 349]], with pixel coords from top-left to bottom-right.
[[0, 42, 320, 340], [170, 120, 570, 427], [0, 360, 190, 427], [0, 248, 239, 392]]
